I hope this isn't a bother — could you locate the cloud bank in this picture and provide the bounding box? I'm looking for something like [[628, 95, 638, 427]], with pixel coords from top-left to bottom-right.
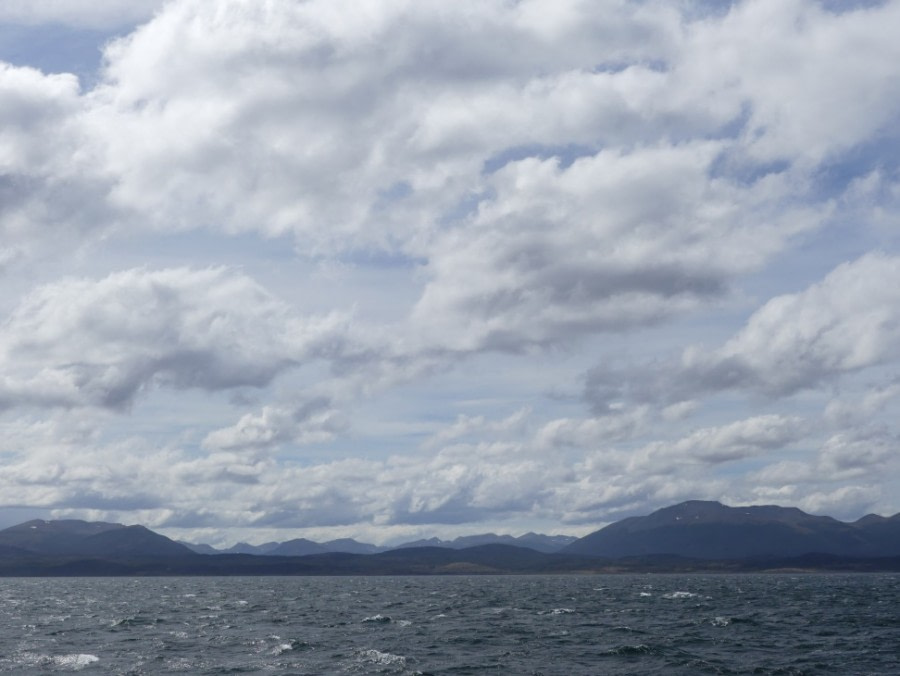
[[1, 0, 899, 543]]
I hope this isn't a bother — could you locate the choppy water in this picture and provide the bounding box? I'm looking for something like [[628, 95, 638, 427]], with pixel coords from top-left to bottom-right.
[[1, 574, 898, 674]]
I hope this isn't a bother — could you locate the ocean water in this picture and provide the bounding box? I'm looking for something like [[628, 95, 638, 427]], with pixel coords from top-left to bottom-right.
[[0, 574, 898, 674]]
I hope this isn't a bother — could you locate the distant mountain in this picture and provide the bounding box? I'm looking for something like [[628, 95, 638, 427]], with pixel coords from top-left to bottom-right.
[[514, 533, 579, 553], [74, 525, 196, 559], [4, 503, 900, 577], [564, 500, 900, 559], [269, 538, 328, 556], [321, 538, 383, 555], [184, 532, 574, 556], [222, 542, 281, 555], [392, 532, 577, 553], [0, 519, 196, 559], [0, 519, 125, 556], [179, 541, 220, 555], [186, 538, 384, 556]]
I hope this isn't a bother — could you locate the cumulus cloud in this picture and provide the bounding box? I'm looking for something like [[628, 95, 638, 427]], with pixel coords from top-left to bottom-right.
[[410, 141, 824, 352], [0, 267, 347, 410], [202, 397, 348, 452], [7, 0, 895, 261], [707, 253, 900, 394], [0, 63, 115, 268], [629, 414, 808, 470], [586, 253, 900, 410], [689, 0, 900, 165]]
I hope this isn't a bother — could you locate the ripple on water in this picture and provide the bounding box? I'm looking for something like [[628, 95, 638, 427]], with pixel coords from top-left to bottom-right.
[[0, 575, 896, 675]]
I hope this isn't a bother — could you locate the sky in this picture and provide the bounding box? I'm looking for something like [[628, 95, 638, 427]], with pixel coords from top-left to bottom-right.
[[1, 0, 899, 548]]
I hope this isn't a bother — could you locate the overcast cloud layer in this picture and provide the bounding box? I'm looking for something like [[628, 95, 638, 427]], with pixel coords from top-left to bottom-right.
[[1, 0, 899, 546]]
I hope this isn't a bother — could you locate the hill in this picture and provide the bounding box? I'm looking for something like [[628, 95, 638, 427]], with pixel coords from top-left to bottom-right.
[[0, 519, 196, 559], [563, 500, 900, 559]]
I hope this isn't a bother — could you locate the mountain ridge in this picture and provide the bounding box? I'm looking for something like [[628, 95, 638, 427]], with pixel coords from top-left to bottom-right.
[[4, 500, 900, 575], [563, 500, 900, 559], [180, 532, 577, 556]]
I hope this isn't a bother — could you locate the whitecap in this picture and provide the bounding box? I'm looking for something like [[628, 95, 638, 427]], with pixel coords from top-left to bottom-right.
[[362, 614, 392, 623], [639, 592, 652, 597], [358, 649, 407, 667], [711, 616, 730, 627], [397, 619, 412, 627], [52, 654, 100, 669], [662, 591, 697, 599]]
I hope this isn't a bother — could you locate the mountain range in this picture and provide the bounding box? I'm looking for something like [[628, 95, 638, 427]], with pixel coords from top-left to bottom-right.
[[179, 532, 577, 556], [2, 500, 899, 576]]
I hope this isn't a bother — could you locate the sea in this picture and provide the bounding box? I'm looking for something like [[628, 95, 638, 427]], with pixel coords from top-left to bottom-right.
[[1, 574, 897, 675]]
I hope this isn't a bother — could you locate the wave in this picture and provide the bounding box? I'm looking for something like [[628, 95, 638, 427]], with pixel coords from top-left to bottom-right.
[[357, 648, 408, 667], [17, 653, 99, 671], [662, 591, 698, 599], [362, 614, 393, 623], [599, 644, 654, 657]]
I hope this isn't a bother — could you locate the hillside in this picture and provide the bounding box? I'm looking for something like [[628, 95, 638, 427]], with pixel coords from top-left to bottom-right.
[[564, 501, 900, 559]]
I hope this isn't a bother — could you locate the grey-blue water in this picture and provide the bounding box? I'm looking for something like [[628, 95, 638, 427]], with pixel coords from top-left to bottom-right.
[[1, 574, 898, 674]]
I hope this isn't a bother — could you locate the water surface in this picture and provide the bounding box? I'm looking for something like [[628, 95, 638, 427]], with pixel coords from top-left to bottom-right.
[[1, 574, 897, 674]]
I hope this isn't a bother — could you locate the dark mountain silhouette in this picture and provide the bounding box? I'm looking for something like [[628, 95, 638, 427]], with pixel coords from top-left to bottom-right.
[[2, 502, 900, 576], [269, 538, 328, 556], [0, 519, 126, 556], [853, 512, 900, 544], [76, 525, 196, 559], [321, 538, 383, 554], [222, 541, 281, 555], [0, 519, 196, 559], [564, 500, 900, 559]]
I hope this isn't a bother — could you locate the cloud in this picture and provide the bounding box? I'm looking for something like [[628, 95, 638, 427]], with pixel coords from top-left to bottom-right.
[[410, 141, 824, 353], [0, 63, 116, 268], [9, 0, 893, 257], [202, 397, 348, 452], [630, 414, 808, 470], [535, 407, 652, 448], [2, 0, 900, 538], [0, 0, 164, 29], [690, 0, 900, 165], [708, 253, 900, 394], [0, 267, 347, 410], [586, 253, 900, 410]]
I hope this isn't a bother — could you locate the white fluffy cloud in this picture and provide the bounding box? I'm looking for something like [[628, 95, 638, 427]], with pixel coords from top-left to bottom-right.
[[0, 267, 347, 410], [586, 253, 900, 410], [709, 253, 900, 394], [202, 397, 348, 452], [411, 142, 822, 352], [630, 414, 808, 470]]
